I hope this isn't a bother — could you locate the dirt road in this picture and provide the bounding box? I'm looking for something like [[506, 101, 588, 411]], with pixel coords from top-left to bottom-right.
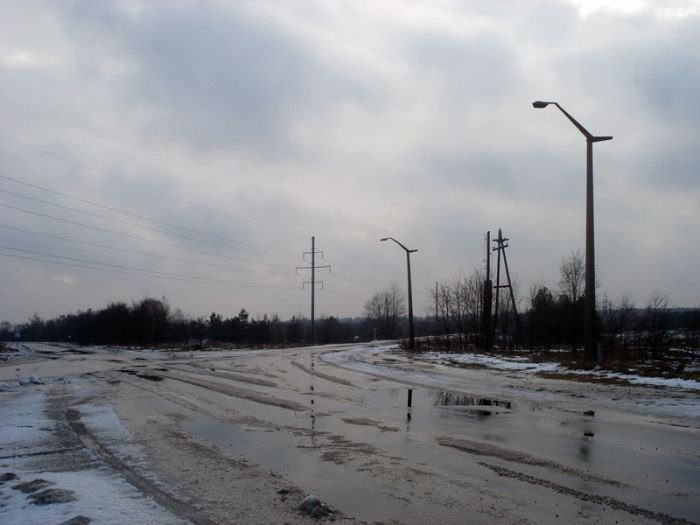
[[1, 342, 699, 524]]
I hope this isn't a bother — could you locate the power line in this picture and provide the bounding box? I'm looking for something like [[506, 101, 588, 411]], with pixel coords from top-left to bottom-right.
[[0, 187, 297, 260], [0, 251, 302, 292], [0, 174, 298, 258], [0, 224, 296, 277], [318, 286, 366, 305], [325, 269, 376, 291], [0, 136, 404, 290], [0, 133, 305, 238], [0, 201, 295, 270], [328, 261, 388, 289], [0, 245, 300, 290]]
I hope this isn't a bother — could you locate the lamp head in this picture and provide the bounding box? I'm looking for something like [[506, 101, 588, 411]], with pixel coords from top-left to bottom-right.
[[380, 237, 389, 242], [532, 100, 552, 109]]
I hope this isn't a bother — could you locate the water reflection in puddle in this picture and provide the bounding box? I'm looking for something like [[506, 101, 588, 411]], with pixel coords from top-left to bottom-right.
[[431, 391, 512, 417], [180, 385, 516, 523], [184, 415, 415, 523]]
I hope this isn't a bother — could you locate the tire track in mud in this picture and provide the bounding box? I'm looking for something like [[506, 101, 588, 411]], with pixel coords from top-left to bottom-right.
[[107, 371, 422, 523], [157, 371, 309, 412], [167, 364, 278, 388], [66, 408, 217, 525], [104, 371, 303, 434], [479, 462, 697, 525], [341, 417, 400, 432], [168, 355, 282, 380], [110, 371, 399, 492], [290, 359, 356, 387], [437, 436, 624, 487], [0, 446, 83, 460]]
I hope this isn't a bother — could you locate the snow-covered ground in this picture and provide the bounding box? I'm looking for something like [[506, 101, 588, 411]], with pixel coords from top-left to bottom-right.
[[0, 344, 33, 363], [0, 389, 185, 524], [420, 351, 700, 390]]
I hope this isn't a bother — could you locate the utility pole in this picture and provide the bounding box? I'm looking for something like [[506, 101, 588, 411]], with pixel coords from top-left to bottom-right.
[[435, 281, 439, 334], [296, 236, 330, 345], [492, 229, 519, 346], [482, 231, 493, 351], [494, 230, 502, 334]]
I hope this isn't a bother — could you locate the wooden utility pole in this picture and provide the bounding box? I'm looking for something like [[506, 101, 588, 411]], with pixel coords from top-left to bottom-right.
[[482, 231, 493, 350], [435, 281, 439, 333], [492, 229, 519, 344]]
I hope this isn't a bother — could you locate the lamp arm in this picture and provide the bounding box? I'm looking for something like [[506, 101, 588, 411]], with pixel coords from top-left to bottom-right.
[[553, 103, 593, 140], [389, 237, 409, 252]]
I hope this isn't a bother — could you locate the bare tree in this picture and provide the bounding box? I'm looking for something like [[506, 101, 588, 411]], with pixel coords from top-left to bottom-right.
[[430, 269, 485, 351], [386, 282, 406, 324], [559, 250, 585, 303], [644, 291, 670, 359], [601, 294, 636, 359], [363, 282, 406, 339], [558, 250, 585, 353]]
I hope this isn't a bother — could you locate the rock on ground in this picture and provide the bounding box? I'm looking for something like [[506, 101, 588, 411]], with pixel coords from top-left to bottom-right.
[[298, 494, 336, 519], [58, 516, 91, 525], [0, 472, 18, 483], [12, 479, 53, 493], [29, 488, 78, 505]]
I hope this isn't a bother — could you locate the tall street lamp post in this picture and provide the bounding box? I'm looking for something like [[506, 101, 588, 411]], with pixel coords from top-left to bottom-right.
[[533, 101, 612, 363], [381, 237, 417, 351]]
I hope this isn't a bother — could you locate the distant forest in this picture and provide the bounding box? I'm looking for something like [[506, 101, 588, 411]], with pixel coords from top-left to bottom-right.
[[2, 290, 699, 363], [0, 297, 366, 347], [2, 251, 699, 362]]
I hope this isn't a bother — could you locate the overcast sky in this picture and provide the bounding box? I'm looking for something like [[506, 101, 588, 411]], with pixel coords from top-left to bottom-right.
[[1, 0, 699, 323]]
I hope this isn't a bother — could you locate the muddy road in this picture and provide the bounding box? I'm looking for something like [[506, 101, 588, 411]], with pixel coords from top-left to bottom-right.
[[1, 342, 699, 524]]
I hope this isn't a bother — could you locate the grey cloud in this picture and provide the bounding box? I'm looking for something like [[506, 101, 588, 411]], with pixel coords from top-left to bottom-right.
[[2, 1, 700, 322], [641, 142, 700, 190], [56, 2, 381, 158], [402, 29, 515, 103], [621, 17, 700, 126], [550, 12, 700, 192]]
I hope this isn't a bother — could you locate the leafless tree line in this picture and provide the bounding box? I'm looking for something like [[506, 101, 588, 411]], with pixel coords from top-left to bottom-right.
[[363, 249, 699, 361], [422, 269, 518, 352]]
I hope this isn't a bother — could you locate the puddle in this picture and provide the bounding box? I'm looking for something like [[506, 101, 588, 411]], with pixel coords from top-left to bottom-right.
[[184, 415, 417, 524], [344, 387, 514, 423], [165, 349, 700, 523], [180, 383, 521, 523]]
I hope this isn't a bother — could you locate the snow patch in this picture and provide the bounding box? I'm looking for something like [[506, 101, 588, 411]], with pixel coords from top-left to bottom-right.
[[421, 352, 700, 391], [78, 404, 150, 474], [0, 391, 185, 524], [0, 468, 187, 524]]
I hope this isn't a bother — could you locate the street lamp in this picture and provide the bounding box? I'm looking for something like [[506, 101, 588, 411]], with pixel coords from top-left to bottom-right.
[[381, 237, 418, 351], [533, 101, 612, 363]]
